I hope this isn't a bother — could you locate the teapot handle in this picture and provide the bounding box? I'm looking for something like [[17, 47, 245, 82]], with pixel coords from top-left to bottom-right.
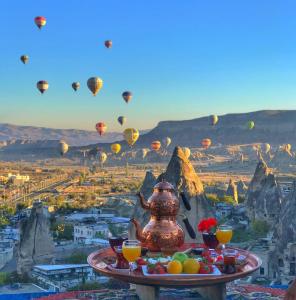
[[181, 215, 196, 239], [180, 192, 191, 211]]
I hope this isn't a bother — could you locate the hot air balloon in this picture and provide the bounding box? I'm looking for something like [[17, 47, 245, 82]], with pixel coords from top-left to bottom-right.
[[140, 148, 149, 159], [284, 144, 292, 152], [87, 77, 103, 96], [95, 122, 107, 136], [123, 128, 139, 146], [117, 116, 127, 126], [98, 151, 107, 164], [247, 121, 255, 130], [34, 16, 46, 29], [162, 137, 171, 148], [201, 138, 212, 149], [122, 91, 132, 103], [183, 147, 191, 159], [105, 40, 112, 48], [72, 82, 80, 91], [37, 80, 49, 94], [111, 143, 121, 154], [151, 141, 161, 151], [210, 115, 219, 126], [59, 141, 69, 156], [20, 55, 29, 64]]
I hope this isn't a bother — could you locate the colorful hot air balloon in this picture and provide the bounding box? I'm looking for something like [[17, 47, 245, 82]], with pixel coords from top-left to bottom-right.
[[201, 138, 212, 149], [123, 128, 139, 146], [72, 82, 80, 91], [162, 137, 171, 148], [210, 115, 219, 126], [117, 116, 127, 126], [122, 91, 132, 103], [151, 141, 161, 151], [59, 141, 69, 156], [247, 121, 255, 130], [98, 151, 107, 164], [87, 77, 103, 96], [37, 80, 49, 94], [34, 16, 46, 29], [182, 147, 191, 159], [111, 143, 121, 154], [284, 144, 292, 152], [140, 148, 149, 159], [95, 122, 107, 136], [20, 55, 29, 64], [104, 40, 112, 48]]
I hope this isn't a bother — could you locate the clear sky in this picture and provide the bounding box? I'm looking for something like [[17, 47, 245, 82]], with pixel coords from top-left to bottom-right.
[[1, 0, 296, 131]]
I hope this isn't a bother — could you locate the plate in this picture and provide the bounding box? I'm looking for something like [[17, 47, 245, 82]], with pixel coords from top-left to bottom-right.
[[142, 265, 221, 276]]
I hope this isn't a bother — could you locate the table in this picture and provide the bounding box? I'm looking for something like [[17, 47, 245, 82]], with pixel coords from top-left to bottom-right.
[[88, 244, 262, 300]]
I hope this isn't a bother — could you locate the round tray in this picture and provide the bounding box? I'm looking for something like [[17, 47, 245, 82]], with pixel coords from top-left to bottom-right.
[[88, 243, 262, 288]]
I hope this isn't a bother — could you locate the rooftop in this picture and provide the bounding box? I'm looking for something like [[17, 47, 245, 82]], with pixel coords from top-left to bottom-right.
[[34, 264, 89, 271]]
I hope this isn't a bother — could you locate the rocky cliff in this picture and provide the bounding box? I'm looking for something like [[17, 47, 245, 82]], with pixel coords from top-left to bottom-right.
[[16, 202, 54, 276], [157, 146, 214, 242], [226, 179, 238, 204], [246, 159, 282, 225]]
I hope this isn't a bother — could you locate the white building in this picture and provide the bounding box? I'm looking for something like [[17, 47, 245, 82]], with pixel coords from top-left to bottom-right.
[[74, 223, 110, 244], [32, 264, 108, 292], [7, 173, 30, 185]]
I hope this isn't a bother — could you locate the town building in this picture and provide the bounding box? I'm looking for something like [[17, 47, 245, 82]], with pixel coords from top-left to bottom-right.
[[73, 223, 110, 245], [7, 173, 30, 185]]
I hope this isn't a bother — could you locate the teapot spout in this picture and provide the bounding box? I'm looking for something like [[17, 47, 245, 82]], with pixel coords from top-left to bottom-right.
[[137, 192, 150, 210], [130, 218, 145, 242]]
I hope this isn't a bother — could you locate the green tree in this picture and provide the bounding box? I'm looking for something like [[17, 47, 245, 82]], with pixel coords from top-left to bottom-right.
[[65, 251, 88, 264]]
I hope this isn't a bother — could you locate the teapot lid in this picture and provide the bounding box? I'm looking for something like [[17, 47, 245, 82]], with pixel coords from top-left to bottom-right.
[[154, 180, 174, 191]]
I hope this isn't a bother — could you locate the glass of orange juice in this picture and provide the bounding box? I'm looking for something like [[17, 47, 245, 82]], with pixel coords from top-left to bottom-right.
[[216, 225, 233, 249], [122, 240, 141, 274]]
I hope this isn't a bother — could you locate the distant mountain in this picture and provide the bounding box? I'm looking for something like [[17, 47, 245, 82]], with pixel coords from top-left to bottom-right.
[[136, 110, 296, 148], [0, 123, 128, 146]]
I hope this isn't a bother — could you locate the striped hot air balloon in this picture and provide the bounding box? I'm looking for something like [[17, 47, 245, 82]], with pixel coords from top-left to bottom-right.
[[104, 40, 112, 48], [87, 77, 103, 96], [95, 122, 107, 136], [34, 16, 46, 29], [151, 141, 161, 151], [122, 91, 132, 103], [123, 128, 139, 146], [37, 80, 49, 94], [201, 138, 212, 149]]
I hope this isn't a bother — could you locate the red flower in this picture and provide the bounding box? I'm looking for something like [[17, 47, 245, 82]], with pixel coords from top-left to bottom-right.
[[197, 218, 218, 233]]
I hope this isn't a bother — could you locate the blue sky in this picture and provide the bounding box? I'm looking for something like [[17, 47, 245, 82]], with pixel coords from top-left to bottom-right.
[[1, 0, 296, 131]]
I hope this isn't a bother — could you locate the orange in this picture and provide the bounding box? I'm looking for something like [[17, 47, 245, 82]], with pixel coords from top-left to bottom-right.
[[167, 260, 183, 274], [183, 258, 200, 274]]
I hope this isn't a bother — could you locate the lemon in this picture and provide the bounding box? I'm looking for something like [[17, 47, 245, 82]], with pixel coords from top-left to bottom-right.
[[183, 258, 200, 274], [167, 260, 183, 274]]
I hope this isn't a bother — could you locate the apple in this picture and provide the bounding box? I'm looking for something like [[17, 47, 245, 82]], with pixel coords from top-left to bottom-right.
[[172, 252, 188, 264]]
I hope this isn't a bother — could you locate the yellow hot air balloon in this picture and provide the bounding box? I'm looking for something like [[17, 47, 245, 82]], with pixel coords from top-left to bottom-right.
[[59, 141, 69, 156], [182, 147, 191, 159], [123, 128, 139, 146], [247, 121, 255, 130], [162, 137, 171, 148], [111, 143, 121, 154], [37, 80, 49, 94], [284, 144, 292, 152], [87, 77, 103, 96], [210, 115, 219, 126]]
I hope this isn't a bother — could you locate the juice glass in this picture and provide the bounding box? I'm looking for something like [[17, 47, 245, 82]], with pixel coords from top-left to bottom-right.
[[122, 240, 141, 274], [216, 225, 233, 249]]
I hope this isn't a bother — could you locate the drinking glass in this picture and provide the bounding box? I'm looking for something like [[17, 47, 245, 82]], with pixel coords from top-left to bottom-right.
[[122, 240, 141, 274], [216, 225, 233, 249]]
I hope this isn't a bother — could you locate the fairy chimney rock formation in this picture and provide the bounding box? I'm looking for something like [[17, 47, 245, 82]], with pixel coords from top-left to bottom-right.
[[226, 179, 238, 204], [17, 202, 54, 276], [129, 171, 156, 239], [237, 179, 248, 196], [246, 159, 282, 225], [157, 146, 214, 242]]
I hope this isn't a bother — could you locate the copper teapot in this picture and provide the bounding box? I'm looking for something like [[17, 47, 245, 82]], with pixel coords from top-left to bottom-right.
[[130, 181, 185, 252]]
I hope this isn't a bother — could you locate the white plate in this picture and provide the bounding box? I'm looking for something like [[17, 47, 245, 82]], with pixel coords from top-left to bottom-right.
[[142, 265, 221, 276]]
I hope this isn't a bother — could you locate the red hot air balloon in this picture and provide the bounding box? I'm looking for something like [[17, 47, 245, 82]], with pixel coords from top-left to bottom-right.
[[95, 122, 107, 136], [104, 40, 112, 48], [122, 91, 132, 103], [151, 141, 161, 151], [201, 138, 212, 149], [34, 16, 46, 29]]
